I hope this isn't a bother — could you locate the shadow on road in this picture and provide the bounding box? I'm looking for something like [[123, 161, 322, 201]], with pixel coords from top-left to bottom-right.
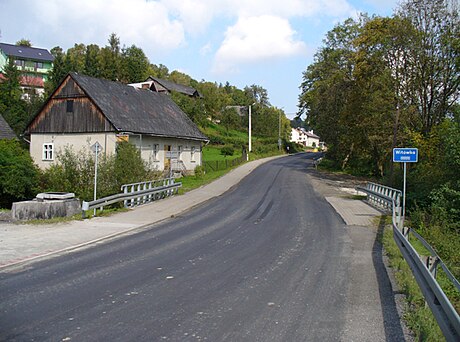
[[373, 215, 409, 341]]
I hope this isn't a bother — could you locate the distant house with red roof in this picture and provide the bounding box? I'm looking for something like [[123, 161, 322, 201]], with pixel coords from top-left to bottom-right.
[[0, 42, 54, 98]]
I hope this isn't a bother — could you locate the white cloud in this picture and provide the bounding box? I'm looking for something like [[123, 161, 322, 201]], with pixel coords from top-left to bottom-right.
[[161, 0, 218, 34], [1, 0, 358, 72], [3, 0, 185, 54], [161, 0, 355, 33], [212, 15, 308, 74], [200, 43, 212, 56]]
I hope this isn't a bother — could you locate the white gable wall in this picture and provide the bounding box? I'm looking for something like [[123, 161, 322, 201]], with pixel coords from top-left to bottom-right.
[[30, 132, 118, 169], [129, 135, 203, 172], [290, 128, 320, 148], [30, 132, 202, 173]]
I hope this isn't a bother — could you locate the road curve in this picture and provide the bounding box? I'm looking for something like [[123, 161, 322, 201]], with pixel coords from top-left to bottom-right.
[[0, 153, 405, 341]]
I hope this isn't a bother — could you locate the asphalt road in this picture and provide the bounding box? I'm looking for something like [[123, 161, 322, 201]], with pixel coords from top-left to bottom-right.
[[0, 154, 403, 341]]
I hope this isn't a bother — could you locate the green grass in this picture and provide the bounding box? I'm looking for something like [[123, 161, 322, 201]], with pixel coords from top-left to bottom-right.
[[178, 168, 230, 193], [202, 145, 242, 161], [382, 222, 446, 341], [24, 213, 84, 225]]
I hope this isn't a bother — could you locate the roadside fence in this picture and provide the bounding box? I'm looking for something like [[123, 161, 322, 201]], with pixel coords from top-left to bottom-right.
[[203, 156, 246, 173], [82, 178, 181, 217], [357, 182, 460, 342]]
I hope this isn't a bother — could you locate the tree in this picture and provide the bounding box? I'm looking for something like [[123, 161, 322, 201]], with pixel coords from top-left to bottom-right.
[[0, 60, 28, 135], [16, 39, 32, 47], [170, 91, 206, 125], [149, 64, 169, 79], [352, 16, 415, 177], [46, 46, 69, 94], [0, 139, 39, 208], [98, 33, 122, 81], [298, 17, 362, 169], [169, 70, 192, 86], [397, 0, 460, 135], [244, 84, 270, 107], [120, 45, 150, 83], [221, 107, 241, 131], [66, 43, 87, 73], [84, 44, 102, 78], [196, 81, 232, 121]]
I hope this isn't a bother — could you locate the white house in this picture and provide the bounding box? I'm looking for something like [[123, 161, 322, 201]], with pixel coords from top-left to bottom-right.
[[290, 128, 320, 148], [25, 72, 208, 173]]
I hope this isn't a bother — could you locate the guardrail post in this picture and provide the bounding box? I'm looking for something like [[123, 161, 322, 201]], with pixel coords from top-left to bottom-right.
[[360, 181, 460, 341]]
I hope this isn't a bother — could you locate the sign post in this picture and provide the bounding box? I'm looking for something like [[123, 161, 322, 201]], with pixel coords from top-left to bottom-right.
[[91, 142, 103, 216], [393, 148, 418, 226], [165, 150, 178, 181]]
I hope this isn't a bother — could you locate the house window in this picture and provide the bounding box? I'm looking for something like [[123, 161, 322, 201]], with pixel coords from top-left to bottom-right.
[[43, 143, 54, 161], [178, 145, 182, 160], [66, 100, 74, 113], [191, 146, 196, 162], [35, 62, 44, 69], [153, 144, 159, 161], [14, 59, 25, 67]]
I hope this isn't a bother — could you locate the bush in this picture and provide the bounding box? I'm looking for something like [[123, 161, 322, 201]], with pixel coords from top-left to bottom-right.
[[194, 165, 205, 179], [220, 146, 234, 157], [40, 143, 159, 202], [0, 139, 39, 208]]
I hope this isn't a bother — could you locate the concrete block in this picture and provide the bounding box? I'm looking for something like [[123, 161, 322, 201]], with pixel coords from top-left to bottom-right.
[[12, 198, 81, 221]]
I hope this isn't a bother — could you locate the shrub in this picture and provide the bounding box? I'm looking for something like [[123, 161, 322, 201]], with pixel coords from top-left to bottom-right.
[[40, 143, 158, 202], [0, 139, 39, 208], [194, 165, 205, 179], [220, 146, 234, 157]]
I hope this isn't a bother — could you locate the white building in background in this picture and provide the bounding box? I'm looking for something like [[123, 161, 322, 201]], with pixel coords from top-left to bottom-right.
[[290, 128, 320, 148]]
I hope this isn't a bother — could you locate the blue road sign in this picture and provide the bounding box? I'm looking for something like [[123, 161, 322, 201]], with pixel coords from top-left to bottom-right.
[[393, 148, 418, 163]]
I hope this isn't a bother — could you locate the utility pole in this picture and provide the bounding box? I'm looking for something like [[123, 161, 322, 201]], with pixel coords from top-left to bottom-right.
[[248, 104, 252, 153], [278, 110, 281, 150]]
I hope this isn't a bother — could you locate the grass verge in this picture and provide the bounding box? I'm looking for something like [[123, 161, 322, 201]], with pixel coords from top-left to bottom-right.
[[381, 221, 445, 342]]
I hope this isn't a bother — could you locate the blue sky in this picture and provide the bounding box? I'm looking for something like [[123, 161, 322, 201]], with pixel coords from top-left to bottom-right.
[[0, 0, 399, 118]]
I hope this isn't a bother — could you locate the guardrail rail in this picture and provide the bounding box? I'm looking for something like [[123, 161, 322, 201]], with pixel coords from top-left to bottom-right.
[[82, 178, 181, 217], [357, 182, 460, 341]]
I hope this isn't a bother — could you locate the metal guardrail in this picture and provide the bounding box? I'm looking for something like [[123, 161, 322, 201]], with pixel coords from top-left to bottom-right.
[[313, 157, 323, 169], [82, 178, 181, 217], [121, 178, 179, 208], [356, 182, 403, 226], [358, 182, 460, 341]]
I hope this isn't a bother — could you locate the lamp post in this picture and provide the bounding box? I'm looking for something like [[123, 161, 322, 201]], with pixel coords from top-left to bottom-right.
[[278, 109, 282, 151], [248, 104, 252, 153]]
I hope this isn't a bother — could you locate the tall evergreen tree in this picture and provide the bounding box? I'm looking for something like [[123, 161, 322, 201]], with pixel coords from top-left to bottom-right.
[[0, 60, 28, 135]]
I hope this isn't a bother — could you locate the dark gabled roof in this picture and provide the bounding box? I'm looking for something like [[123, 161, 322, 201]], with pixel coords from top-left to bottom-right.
[[146, 76, 202, 98], [70, 73, 208, 141], [305, 131, 320, 139], [0, 115, 17, 139], [0, 43, 54, 62]]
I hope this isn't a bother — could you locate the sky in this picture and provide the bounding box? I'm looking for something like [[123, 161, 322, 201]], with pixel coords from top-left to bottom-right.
[[0, 0, 399, 118]]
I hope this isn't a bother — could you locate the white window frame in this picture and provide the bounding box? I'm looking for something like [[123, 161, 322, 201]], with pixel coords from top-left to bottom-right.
[[153, 144, 159, 161], [191, 146, 196, 162], [178, 145, 182, 161], [42, 143, 54, 161]]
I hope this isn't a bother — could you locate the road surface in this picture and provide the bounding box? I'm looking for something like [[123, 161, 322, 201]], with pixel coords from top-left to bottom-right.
[[0, 153, 406, 341]]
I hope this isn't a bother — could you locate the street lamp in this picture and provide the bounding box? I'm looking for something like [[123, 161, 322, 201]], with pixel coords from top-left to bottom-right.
[[224, 103, 255, 159], [248, 103, 252, 153], [278, 109, 282, 151]]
